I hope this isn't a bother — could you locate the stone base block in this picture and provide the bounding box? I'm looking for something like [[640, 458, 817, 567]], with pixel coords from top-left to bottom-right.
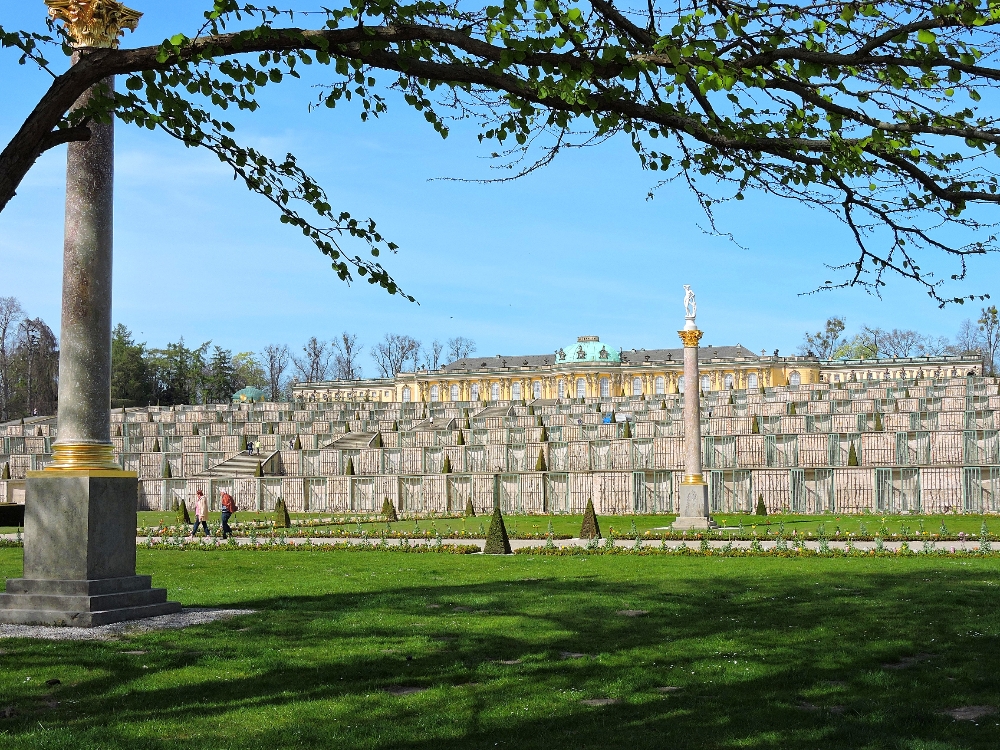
[[0, 576, 180, 627], [674, 482, 717, 530], [671, 516, 719, 531], [0, 471, 180, 627]]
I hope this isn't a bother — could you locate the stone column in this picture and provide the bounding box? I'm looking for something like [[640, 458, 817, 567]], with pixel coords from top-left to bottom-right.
[[0, 1, 179, 627], [673, 287, 717, 530]]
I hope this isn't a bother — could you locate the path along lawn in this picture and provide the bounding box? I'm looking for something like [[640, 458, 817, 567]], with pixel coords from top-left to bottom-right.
[[1, 549, 999, 749], [130, 511, 997, 539]]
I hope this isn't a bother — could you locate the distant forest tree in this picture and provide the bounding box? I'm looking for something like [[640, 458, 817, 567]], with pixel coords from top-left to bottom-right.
[[0, 296, 58, 422], [799, 314, 999, 373]]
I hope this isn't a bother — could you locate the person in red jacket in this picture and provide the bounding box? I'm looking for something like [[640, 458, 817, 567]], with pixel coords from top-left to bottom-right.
[[220, 490, 236, 539]]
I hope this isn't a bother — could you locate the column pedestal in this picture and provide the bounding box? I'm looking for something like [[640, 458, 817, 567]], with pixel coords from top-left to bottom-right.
[[0, 472, 180, 626], [672, 482, 718, 530]]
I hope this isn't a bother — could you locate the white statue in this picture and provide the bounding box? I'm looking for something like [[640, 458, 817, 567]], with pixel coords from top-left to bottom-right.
[[683, 285, 696, 319]]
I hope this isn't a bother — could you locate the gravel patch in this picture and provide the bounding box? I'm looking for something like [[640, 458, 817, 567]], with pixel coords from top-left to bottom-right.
[[944, 706, 996, 721], [0, 608, 255, 641]]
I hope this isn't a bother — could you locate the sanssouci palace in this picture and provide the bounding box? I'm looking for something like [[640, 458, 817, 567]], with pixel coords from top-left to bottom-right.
[[291, 336, 985, 404]]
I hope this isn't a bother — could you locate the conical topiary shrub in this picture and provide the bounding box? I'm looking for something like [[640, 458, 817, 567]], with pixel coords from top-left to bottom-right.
[[751, 415, 760, 434], [192, 425, 199, 436], [344, 456, 355, 476], [580, 498, 601, 540], [622, 420, 632, 439], [293, 435, 302, 450], [152, 437, 161, 452], [35, 426, 43, 436], [381, 496, 398, 522], [848, 442, 860, 466], [371, 432, 383, 448], [729, 393, 735, 405], [162, 461, 172, 479], [1, 462, 10, 480], [216, 412, 223, 423], [114, 424, 122, 437], [535, 448, 547, 472], [392, 420, 399, 432], [874, 412, 883, 431], [540, 425, 549, 442], [788, 402, 797, 415], [442, 455, 452, 474], [465, 498, 475, 517], [660, 400, 667, 410], [344, 422, 351, 433], [177, 499, 192, 525], [464, 416, 471, 430], [456, 430, 465, 445], [254, 461, 263, 477], [755, 494, 767, 516], [274, 497, 291, 528], [483, 506, 512, 554], [238, 435, 247, 452]]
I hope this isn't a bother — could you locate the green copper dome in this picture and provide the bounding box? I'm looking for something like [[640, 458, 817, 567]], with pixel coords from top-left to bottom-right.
[[555, 336, 620, 364]]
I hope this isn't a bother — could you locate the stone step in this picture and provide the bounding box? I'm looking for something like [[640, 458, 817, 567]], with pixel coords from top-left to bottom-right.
[[0, 586, 168, 613], [0, 600, 182, 627], [5, 575, 153, 596]]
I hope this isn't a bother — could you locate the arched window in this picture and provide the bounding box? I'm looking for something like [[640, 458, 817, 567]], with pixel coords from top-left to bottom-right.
[[655, 376, 665, 395], [512, 383, 522, 401], [833, 374, 841, 383], [491, 383, 500, 401], [701, 375, 711, 391], [747, 373, 758, 390], [724, 374, 734, 389], [678, 376, 685, 394], [402, 387, 411, 402], [533, 381, 542, 399], [576, 378, 586, 398], [788, 371, 801, 387], [632, 377, 643, 396], [600, 378, 610, 398], [450, 384, 459, 401], [558, 380, 566, 399], [471, 383, 480, 401], [430, 385, 439, 402]]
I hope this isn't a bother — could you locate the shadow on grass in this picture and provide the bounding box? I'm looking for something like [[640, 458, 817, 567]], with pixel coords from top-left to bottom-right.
[[1, 555, 999, 749]]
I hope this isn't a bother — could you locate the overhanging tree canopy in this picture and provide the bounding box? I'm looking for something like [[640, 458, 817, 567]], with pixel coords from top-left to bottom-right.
[[3, 0, 1000, 304]]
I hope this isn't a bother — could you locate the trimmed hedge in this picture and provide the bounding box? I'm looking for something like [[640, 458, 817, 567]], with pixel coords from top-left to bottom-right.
[[580, 498, 601, 539], [483, 506, 512, 554], [381, 497, 398, 522]]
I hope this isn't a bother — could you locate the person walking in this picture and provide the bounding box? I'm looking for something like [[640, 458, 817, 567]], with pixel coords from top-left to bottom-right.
[[220, 489, 236, 540], [191, 489, 210, 537]]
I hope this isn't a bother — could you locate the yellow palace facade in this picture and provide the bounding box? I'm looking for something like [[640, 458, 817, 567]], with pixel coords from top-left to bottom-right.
[[291, 336, 985, 404]]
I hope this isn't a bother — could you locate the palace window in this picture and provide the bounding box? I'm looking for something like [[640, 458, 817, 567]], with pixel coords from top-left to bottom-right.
[[491, 383, 500, 401], [402, 387, 411, 402], [833, 374, 841, 383], [701, 375, 711, 391], [632, 377, 642, 396], [576, 378, 586, 398], [724, 374, 734, 389], [450, 384, 459, 401], [788, 371, 801, 387], [678, 376, 685, 394], [430, 385, 439, 402], [533, 381, 542, 399], [747, 373, 758, 389], [471, 384, 480, 400], [558, 380, 566, 399], [512, 383, 522, 401], [655, 376, 665, 395], [600, 378, 610, 398]]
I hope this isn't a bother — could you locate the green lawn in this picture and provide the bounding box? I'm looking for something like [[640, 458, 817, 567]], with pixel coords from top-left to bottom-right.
[[130, 510, 997, 540], [1, 549, 999, 748]]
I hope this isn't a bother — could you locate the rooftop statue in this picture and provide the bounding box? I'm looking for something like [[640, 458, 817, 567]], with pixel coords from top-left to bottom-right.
[[683, 285, 696, 320]]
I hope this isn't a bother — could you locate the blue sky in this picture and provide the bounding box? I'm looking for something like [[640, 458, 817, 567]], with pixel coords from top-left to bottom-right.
[[1, 2, 997, 376]]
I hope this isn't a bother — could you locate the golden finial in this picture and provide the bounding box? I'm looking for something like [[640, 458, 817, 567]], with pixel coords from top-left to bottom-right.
[[45, 0, 142, 49]]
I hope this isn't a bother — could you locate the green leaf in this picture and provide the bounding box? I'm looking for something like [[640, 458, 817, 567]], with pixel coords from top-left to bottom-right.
[[917, 29, 936, 44]]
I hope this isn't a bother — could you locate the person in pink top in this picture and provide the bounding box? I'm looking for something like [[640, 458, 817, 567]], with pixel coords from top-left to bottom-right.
[[191, 489, 211, 537]]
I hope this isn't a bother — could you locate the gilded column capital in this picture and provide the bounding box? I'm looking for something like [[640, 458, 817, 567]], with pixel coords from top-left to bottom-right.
[[677, 329, 703, 348], [46, 0, 141, 49]]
